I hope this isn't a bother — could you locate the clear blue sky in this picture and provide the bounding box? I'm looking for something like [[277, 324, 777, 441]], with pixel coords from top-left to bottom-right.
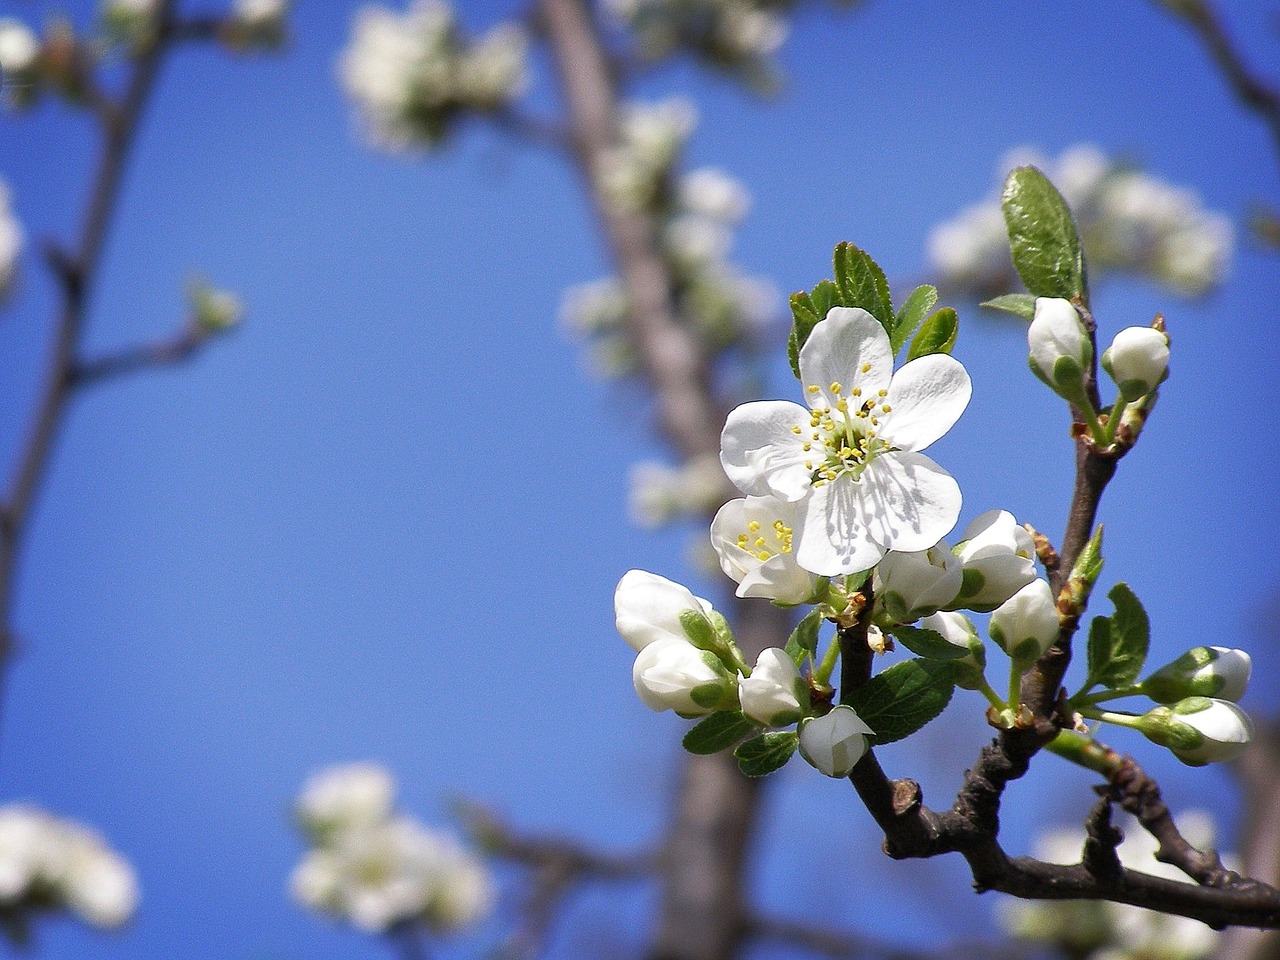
[[1, 1, 1278, 957]]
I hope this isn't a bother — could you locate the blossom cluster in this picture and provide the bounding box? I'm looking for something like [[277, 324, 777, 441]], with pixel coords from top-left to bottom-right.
[[605, 0, 789, 90], [339, 0, 527, 152], [563, 101, 778, 386], [928, 144, 1233, 298], [1001, 812, 1225, 960], [0, 804, 138, 938], [0, 179, 21, 300], [291, 762, 494, 936]]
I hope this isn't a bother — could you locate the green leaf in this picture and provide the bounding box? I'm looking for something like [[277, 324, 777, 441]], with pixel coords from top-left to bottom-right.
[[892, 284, 938, 354], [783, 608, 824, 666], [1085, 615, 1114, 689], [981, 293, 1038, 321], [905, 307, 958, 362], [1106, 583, 1150, 687], [832, 242, 893, 329], [683, 711, 758, 755], [846, 659, 956, 745], [1001, 166, 1088, 303], [787, 280, 841, 378], [890, 625, 968, 661], [735, 731, 799, 777]]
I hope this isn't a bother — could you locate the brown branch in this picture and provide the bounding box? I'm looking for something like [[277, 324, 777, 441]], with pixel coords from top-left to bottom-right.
[[69, 323, 214, 389]]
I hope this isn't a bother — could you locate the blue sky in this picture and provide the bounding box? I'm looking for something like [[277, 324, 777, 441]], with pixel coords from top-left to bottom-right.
[[1, 1, 1279, 957]]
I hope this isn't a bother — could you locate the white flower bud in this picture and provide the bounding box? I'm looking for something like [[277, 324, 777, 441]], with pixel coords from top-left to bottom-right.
[[738, 648, 805, 727], [1144, 646, 1251, 704], [0, 18, 39, 76], [1028, 297, 1091, 399], [614, 569, 714, 651], [952, 510, 1037, 611], [798, 706, 874, 778], [919, 610, 985, 684], [709, 496, 820, 605], [297, 762, 396, 834], [632, 637, 734, 716], [988, 579, 1059, 668], [1101, 326, 1169, 401], [189, 278, 243, 332], [1139, 698, 1254, 766], [874, 542, 962, 623], [61, 843, 139, 928], [678, 167, 750, 224]]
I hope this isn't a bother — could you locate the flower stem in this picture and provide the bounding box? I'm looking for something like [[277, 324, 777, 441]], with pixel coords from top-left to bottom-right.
[[975, 675, 1007, 711], [1073, 684, 1144, 708], [1044, 730, 1124, 776], [813, 636, 841, 687], [1101, 397, 1130, 447], [1082, 707, 1144, 730], [1007, 660, 1024, 711]]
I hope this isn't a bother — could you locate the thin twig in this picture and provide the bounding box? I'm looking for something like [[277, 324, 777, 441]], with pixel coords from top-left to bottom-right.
[[70, 324, 213, 389]]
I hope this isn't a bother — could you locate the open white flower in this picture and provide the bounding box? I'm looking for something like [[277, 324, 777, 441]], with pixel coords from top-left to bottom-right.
[[721, 307, 971, 576], [709, 496, 821, 604]]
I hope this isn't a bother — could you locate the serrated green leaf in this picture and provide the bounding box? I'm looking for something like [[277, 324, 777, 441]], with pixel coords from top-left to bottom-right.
[[832, 242, 893, 329], [735, 731, 798, 777], [1106, 583, 1150, 687], [892, 284, 938, 354], [846, 659, 956, 745], [788, 280, 841, 378], [683, 711, 758, 755], [783, 608, 824, 666], [1001, 166, 1088, 303], [1085, 615, 1114, 689], [981, 293, 1038, 321], [905, 307, 958, 362], [890, 625, 968, 661]]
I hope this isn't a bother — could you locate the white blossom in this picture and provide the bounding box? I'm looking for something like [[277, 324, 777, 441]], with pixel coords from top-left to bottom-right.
[[598, 98, 697, 210], [632, 636, 734, 716], [988, 578, 1058, 667], [1028, 297, 1091, 398], [297, 762, 397, 835], [233, 0, 288, 27], [738, 647, 804, 727], [1102, 326, 1169, 401], [628, 454, 728, 529], [919, 610, 984, 680], [709, 496, 822, 604], [874, 542, 963, 623], [1141, 697, 1254, 766], [0, 18, 38, 76], [678, 167, 750, 224], [925, 202, 1009, 294], [614, 569, 715, 652], [798, 706, 874, 778], [721, 307, 971, 576], [952, 509, 1037, 611], [0, 182, 22, 299], [1143, 646, 1251, 703]]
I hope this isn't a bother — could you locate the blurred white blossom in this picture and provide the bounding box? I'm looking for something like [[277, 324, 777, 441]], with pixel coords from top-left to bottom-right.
[[0, 18, 38, 78], [928, 144, 1234, 298], [629, 454, 728, 528], [339, 1, 527, 151], [0, 181, 21, 299], [0, 805, 138, 935], [291, 764, 493, 935]]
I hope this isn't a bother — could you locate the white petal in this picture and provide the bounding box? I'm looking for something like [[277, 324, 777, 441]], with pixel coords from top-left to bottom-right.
[[882, 354, 972, 452], [857, 452, 961, 553], [798, 307, 892, 411], [793, 478, 885, 576], [720, 400, 814, 501]]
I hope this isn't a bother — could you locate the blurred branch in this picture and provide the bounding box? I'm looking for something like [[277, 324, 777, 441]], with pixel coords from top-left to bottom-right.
[[1153, 0, 1280, 174], [70, 323, 214, 388], [747, 914, 1028, 960]]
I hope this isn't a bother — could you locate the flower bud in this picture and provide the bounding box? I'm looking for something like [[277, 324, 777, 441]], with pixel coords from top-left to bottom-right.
[[1143, 646, 1251, 704], [738, 648, 806, 727], [188, 278, 243, 333], [951, 510, 1037, 612], [988, 579, 1059, 668], [1138, 697, 1254, 766], [1101, 326, 1169, 401], [614, 570, 714, 651], [798, 706, 874, 778], [297, 762, 395, 835], [874, 542, 962, 623], [710, 496, 821, 605], [632, 637, 736, 717], [919, 610, 985, 686], [1028, 297, 1091, 400], [0, 19, 39, 78]]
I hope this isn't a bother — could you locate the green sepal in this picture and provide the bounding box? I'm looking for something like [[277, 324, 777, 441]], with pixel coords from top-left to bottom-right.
[[1083, 583, 1150, 692], [845, 659, 956, 745], [734, 731, 799, 777], [783, 607, 824, 667], [905, 307, 958, 362], [1001, 165, 1089, 304], [832, 241, 894, 331], [679, 608, 743, 672], [683, 711, 759, 755], [981, 293, 1038, 321], [1063, 526, 1104, 619], [889, 625, 968, 661], [688, 675, 737, 711], [892, 284, 938, 354]]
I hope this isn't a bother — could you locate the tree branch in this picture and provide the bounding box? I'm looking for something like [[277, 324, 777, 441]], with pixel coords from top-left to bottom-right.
[[69, 323, 214, 389]]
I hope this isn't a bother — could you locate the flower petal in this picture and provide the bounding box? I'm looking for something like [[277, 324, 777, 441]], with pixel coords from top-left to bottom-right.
[[857, 451, 962, 553], [793, 478, 885, 576], [798, 307, 892, 412], [720, 400, 814, 501], [882, 354, 972, 452]]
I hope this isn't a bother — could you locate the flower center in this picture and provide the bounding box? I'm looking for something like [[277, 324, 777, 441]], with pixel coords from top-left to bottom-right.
[[801, 380, 895, 487], [736, 518, 794, 562]]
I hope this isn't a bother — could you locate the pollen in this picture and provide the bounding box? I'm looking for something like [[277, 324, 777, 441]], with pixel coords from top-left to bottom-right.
[[747, 520, 761, 532], [791, 425, 802, 434], [881, 404, 892, 413], [807, 385, 821, 394], [878, 389, 888, 397], [756, 550, 771, 561], [829, 381, 843, 394], [860, 362, 871, 373], [852, 387, 862, 397], [802, 442, 811, 451], [754, 537, 766, 548]]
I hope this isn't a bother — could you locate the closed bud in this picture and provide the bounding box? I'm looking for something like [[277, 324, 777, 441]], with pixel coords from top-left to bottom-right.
[[1101, 326, 1169, 401], [738, 647, 806, 727], [988, 579, 1059, 668], [632, 637, 736, 717], [1143, 646, 1251, 703], [188, 278, 243, 333], [614, 570, 714, 651], [1028, 297, 1091, 401], [798, 706, 874, 777], [952, 510, 1037, 612], [919, 610, 985, 687], [1138, 698, 1253, 766], [874, 542, 962, 623]]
